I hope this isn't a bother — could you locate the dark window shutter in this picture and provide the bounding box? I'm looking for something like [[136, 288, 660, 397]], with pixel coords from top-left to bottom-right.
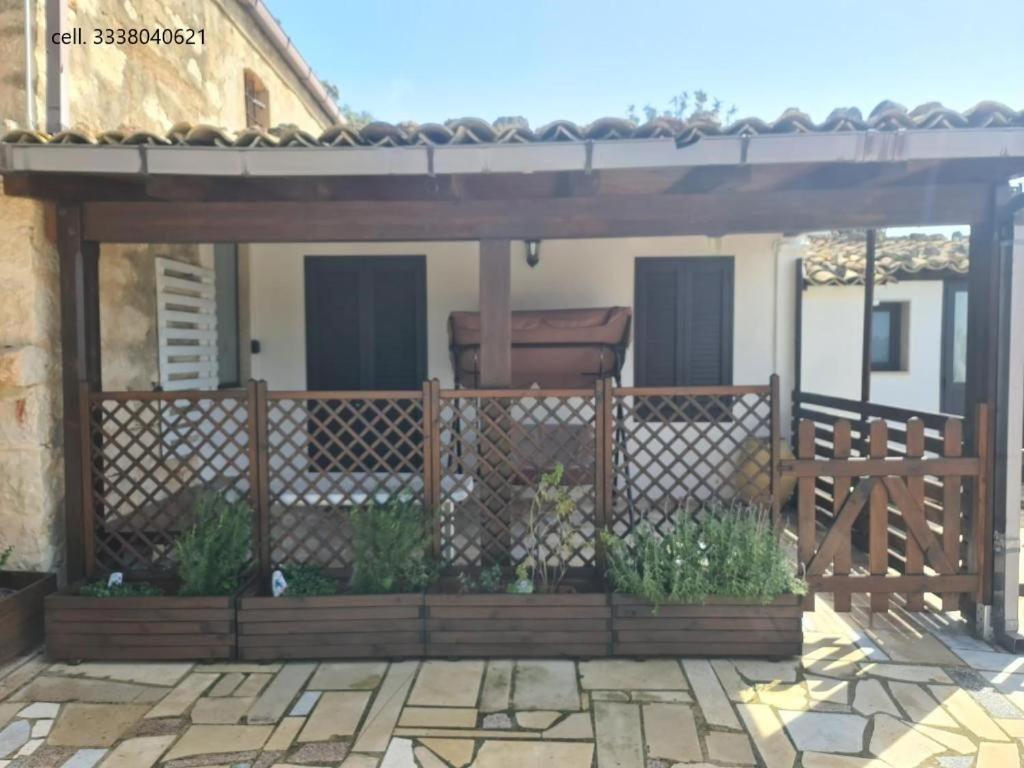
[[635, 262, 679, 386], [635, 257, 734, 408], [370, 261, 426, 389], [305, 259, 362, 390], [681, 259, 733, 386]]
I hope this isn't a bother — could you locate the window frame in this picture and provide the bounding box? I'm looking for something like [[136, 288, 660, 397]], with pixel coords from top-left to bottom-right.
[[243, 69, 270, 131], [870, 301, 905, 372]]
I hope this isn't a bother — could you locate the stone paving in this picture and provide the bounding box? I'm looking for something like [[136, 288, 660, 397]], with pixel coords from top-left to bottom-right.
[[1, 596, 1023, 767]]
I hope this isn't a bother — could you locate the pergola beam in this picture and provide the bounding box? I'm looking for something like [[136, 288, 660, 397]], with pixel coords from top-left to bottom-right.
[[80, 183, 992, 243]]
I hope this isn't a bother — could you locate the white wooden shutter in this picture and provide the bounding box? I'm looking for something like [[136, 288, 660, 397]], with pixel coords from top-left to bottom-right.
[[155, 257, 219, 391]]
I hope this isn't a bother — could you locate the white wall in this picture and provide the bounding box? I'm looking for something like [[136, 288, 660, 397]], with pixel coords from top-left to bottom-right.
[[242, 234, 797, 427], [802, 280, 946, 412]]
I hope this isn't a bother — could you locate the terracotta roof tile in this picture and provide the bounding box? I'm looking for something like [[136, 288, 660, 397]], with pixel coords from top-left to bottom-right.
[[4, 101, 1019, 149], [804, 231, 969, 286]]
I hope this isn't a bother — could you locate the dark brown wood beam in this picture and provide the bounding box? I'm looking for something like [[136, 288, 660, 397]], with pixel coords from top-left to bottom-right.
[[81, 184, 991, 243], [964, 184, 1012, 613], [57, 204, 101, 582], [478, 239, 512, 387]]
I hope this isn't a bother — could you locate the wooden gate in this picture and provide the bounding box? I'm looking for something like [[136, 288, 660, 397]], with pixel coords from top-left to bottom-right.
[[783, 405, 988, 612]]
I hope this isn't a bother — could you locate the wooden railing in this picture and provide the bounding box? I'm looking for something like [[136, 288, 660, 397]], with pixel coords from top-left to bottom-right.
[[79, 379, 779, 582], [787, 391, 987, 612]]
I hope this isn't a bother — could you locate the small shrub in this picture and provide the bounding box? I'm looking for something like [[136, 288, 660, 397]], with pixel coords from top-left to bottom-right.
[[701, 504, 804, 601], [519, 464, 583, 593], [0, 547, 11, 570], [349, 498, 436, 594], [457, 563, 504, 594], [602, 514, 706, 606], [282, 563, 338, 597], [175, 491, 252, 596], [603, 501, 805, 607], [79, 580, 163, 598]]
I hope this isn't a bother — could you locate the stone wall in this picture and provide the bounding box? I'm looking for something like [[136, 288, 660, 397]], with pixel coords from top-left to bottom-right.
[[0, 0, 336, 572]]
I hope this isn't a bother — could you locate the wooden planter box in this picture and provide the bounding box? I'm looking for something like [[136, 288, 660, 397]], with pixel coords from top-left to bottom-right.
[[1, 572, 57, 664], [425, 593, 612, 658], [610, 594, 803, 658], [237, 593, 425, 660], [45, 585, 237, 661]]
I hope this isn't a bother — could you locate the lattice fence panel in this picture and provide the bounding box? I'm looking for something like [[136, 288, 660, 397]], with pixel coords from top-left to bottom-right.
[[438, 391, 598, 568], [89, 392, 252, 574], [265, 395, 425, 570], [611, 389, 772, 536]]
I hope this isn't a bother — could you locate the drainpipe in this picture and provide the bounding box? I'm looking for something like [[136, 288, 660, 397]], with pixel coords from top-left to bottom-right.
[[235, 0, 341, 125], [45, 0, 68, 132], [23, 0, 35, 128]]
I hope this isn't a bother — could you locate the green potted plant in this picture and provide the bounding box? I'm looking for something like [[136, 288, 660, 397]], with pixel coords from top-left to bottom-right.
[[46, 491, 252, 661], [425, 465, 612, 659], [1, 546, 57, 664], [237, 497, 436, 660], [602, 502, 805, 658]]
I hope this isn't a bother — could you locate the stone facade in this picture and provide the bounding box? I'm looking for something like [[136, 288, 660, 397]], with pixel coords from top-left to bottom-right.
[[0, 0, 335, 572]]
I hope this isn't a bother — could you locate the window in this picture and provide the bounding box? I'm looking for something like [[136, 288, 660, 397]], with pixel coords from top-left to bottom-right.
[[214, 244, 240, 388], [871, 302, 906, 371], [243, 69, 270, 130], [634, 257, 734, 411]]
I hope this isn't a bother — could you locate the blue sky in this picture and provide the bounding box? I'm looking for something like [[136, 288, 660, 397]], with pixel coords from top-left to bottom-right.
[[266, 0, 1021, 127]]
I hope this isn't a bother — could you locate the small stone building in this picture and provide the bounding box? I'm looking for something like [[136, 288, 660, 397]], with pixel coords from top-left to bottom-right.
[[0, 0, 338, 572]]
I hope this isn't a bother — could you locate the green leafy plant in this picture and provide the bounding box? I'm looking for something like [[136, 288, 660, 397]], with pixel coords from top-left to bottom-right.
[[349, 498, 436, 594], [79, 580, 163, 598], [0, 547, 11, 570], [518, 464, 583, 593], [282, 563, 338, 597], [701, 505, 804, 601], [603, 501, 805, 607], [603, 514, 706, 607], [457, 563, 504, 594], [175, 491, 252, 596]]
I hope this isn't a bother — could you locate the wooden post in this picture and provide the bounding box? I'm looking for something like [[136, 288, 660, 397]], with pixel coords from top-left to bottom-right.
[[423, 379, 442, 559], [769, 373, 781, 528], [796, 419, 815, 610], [252, 380, 271, 590], [868, 419, 890, 613], [963, 186, 1009, 616], [904, 419, 925, 611], [58, 204, 101, 582], [941, 418, 964, 611], [477, 240, 513, 563], [478, 239, 512, 387], [78, 381, 95, 577], [832, 420, 853, 612], [973, 403, 991, 604]]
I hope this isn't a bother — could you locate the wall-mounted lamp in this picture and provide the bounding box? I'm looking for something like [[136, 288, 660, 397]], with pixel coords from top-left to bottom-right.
[[525, 239, 541, 268]]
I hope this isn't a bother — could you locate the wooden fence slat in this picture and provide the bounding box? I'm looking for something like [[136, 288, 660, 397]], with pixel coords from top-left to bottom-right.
[[868, 420, 890, 613], [832, 419, 852, 612], [797, 420, 815, 610], [941, 418, 963, 610], [904, 418, 925, 611]]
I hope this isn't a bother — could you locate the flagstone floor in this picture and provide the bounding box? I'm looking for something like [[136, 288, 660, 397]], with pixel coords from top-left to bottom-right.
[[1, 595, 1022, 768]]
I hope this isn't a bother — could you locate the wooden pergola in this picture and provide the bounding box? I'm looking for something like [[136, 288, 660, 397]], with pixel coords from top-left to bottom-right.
[[2, 121, 1023, 643]]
